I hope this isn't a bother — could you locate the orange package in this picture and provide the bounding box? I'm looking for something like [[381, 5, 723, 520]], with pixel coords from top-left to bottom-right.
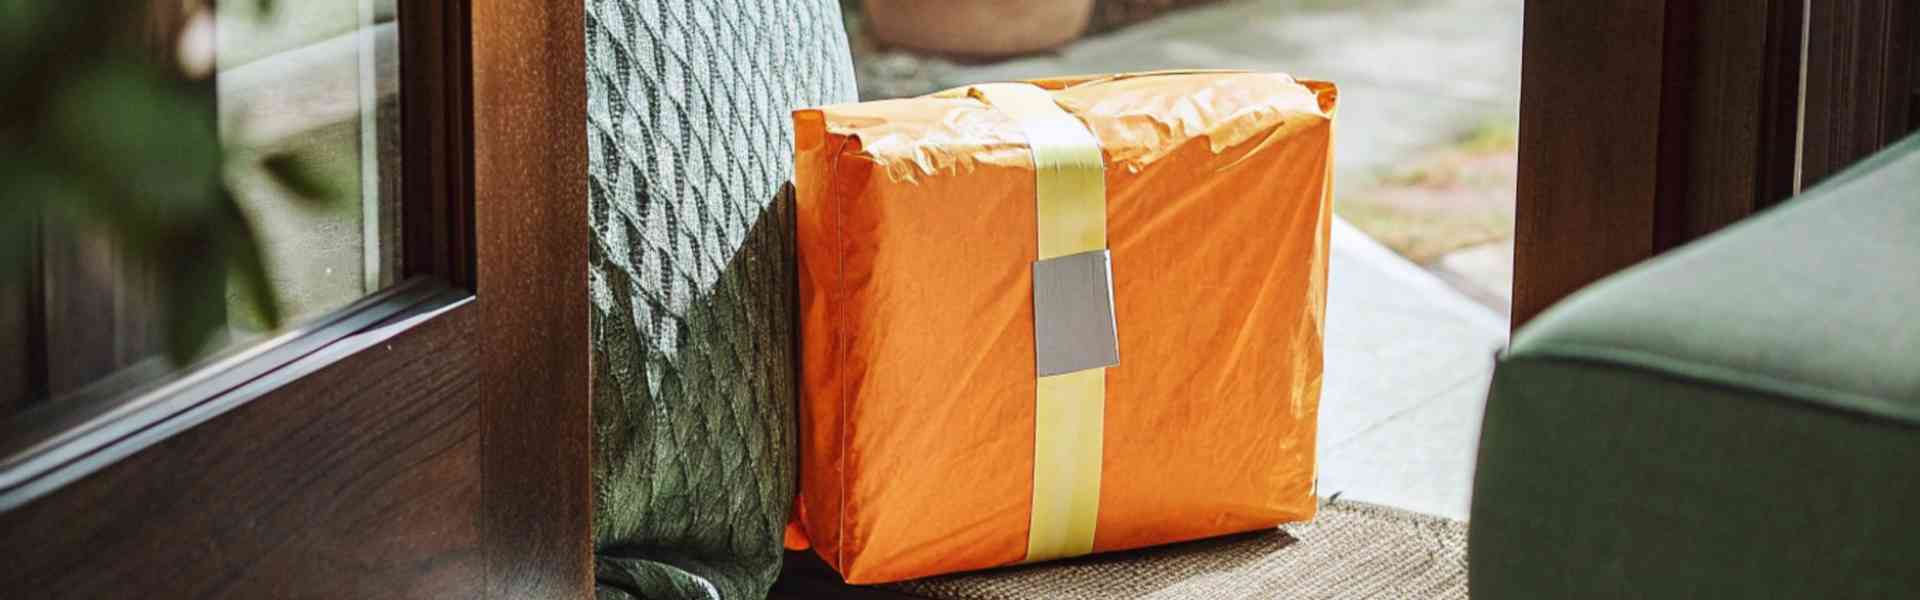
[[789, 71, 1336, 584]]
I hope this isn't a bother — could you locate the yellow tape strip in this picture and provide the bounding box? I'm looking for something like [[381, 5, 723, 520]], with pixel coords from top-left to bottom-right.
[[969, 83, 1106, 260], [1028, 368, 1105, 562], [967, 82, 1108, 563]]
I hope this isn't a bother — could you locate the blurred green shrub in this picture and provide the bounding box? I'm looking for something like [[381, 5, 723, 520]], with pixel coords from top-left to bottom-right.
[[0, 0, 338, 364]]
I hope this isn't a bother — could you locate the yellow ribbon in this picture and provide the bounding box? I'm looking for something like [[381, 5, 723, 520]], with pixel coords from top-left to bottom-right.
[[965, 82, 1109, 563]]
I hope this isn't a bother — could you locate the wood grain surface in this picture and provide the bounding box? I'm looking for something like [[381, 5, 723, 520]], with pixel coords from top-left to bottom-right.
[[1799, 0, 1916, 189], [471, 0, 592, 597], [0, 304, 485, 597], [1512, 1, 1665, 327]]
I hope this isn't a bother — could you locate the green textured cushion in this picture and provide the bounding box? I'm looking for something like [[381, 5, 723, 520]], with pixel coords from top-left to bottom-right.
[[584, 1, 857, 599], [1472, 133, 1920, 599]]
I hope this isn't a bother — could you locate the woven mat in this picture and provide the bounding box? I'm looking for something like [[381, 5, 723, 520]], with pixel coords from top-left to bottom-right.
[[885, 500, 1469, 600]]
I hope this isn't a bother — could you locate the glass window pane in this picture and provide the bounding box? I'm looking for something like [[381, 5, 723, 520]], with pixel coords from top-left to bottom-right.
[[1, 0, 401, 418], [218, 0, 402, 328]]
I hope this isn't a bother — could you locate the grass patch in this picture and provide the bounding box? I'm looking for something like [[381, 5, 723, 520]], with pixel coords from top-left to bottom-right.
[[1335, 199, 1511, 264], [1337, 115, 1518, 263], [1454, 118, 1519, 154]]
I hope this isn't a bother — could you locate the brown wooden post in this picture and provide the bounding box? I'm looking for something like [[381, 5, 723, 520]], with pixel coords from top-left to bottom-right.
[[1514, 0, 1805, 328], [1799, 0, 1917, 189]]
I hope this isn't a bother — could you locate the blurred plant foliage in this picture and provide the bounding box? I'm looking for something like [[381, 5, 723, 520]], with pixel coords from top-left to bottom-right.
[[1, 0, 338, 364]]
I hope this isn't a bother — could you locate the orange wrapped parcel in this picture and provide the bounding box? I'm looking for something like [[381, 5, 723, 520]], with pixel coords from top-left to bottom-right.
[[787, 71, 1335, 583]]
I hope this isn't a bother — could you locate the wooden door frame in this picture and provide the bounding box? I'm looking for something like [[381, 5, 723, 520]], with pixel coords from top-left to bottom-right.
[[1513, 0, 1916, 328], [0, 1, 591, 597], [1799, 0, 1918, 190], [1512, 0, 1799, 327], [468, 1, 592, 595]]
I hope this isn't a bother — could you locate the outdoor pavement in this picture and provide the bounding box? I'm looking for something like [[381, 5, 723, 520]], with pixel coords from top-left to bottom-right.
[[1320, 220, 1504, 519], [853, 0, 1523, 519]]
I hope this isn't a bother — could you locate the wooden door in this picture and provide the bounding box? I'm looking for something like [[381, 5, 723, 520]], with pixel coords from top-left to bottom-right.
[[1512, 0, 1917, 328], [0, 2, 592, 598]]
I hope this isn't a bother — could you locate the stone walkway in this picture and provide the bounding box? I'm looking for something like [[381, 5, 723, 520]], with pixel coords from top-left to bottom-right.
[[850, 0, 1523, 519], [1320, 221, 1504, 519]]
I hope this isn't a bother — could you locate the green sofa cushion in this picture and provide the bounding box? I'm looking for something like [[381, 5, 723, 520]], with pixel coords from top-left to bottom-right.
[[1474, 360, 1920, 598], [1509, 133, 1920, 424], [1473, 132, 1920, 599]]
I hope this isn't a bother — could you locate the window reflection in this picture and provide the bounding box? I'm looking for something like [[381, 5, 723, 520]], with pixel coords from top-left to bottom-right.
[[1, 0, 401, 420]]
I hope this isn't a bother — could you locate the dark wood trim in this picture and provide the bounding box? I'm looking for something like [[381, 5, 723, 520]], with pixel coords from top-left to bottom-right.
[[0, 297, 487, 597], [1513, 0, 1806, 328], [1753, 0, 1805, 209], [1515, 0, 1918, 327], [1799, 0, 1916, 189], [0, 277, 460, 512], [1654, 0, 1807, 249], [400, 0, 476, 288], [1650, 0, 1698, 252], [469, 0, 592, 597], [1912, 0, 1920, 133], [1512, 2, 1665, 328]]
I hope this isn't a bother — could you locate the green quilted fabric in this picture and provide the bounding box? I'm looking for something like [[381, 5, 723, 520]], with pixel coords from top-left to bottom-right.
[[584, 1, 856, 599]]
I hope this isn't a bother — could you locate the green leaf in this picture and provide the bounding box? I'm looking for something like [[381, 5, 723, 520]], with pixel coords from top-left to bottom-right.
[[218, 186, 284, 333], [156, 187, 284, 366], [260, 151, 349, 208], [46, 61, 224, 228]]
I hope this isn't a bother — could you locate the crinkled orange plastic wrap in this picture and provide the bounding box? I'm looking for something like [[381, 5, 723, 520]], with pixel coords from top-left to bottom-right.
[[789, 71, 1335, 584]]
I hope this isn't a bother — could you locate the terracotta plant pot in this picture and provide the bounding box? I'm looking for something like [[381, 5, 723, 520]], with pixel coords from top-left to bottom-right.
[[861, 0, 1094, 60]]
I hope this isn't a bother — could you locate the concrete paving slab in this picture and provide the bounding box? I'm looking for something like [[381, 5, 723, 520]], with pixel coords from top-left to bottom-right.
[[1320, 218, 1505, 519], [1318, 368, 1493, 520], [1321, 238, 1503, 448], [1431, 238, 1515, 317]]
